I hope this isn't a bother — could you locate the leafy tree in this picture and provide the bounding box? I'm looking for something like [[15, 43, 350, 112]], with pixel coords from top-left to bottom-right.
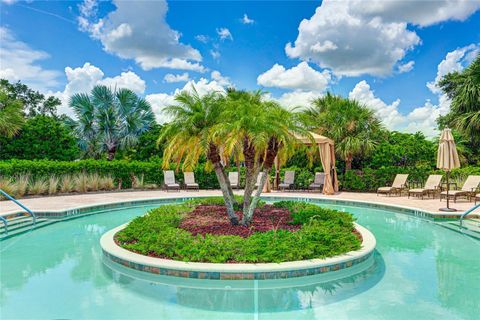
[[122, 124, 164, 160], [304, 93, 383, 171], [0, 115, 79, 160], [438, 54, 480, 162], [0, 79, 61, 118], [368, 131, 436, 168], [160, 87, 239, 224], [69, 85, 155, 160], [0, 88, 24, 137]]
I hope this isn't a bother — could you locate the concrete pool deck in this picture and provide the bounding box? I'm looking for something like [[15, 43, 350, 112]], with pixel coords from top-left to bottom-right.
[[1, 189, 478, 217]]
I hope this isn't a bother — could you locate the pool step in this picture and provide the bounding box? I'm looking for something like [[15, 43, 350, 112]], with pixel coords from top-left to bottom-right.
[[436, 219, 480, 240], [0, 216, 53, 240]]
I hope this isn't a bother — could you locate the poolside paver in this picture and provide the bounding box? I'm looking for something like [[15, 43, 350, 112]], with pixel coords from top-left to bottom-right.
[[1, 190, 478, 216]]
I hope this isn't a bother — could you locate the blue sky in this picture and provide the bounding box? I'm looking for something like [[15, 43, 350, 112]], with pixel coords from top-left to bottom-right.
[[1, 0, 479, 136]]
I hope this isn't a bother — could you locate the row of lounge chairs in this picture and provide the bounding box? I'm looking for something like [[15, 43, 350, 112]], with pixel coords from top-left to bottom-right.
[[377, 174, 480, 202], [162, 170, 327, 192]]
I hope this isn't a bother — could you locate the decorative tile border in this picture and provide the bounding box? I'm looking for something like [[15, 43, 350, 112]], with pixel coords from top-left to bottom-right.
[[100, 223, 376, 280]]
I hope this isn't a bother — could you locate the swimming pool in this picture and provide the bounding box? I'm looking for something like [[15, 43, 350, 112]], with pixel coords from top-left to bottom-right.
[[1, 199, 479, 319]]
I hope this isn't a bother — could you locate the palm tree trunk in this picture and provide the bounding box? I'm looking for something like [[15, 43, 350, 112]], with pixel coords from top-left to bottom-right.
[[107, 146, 116, 161], [345, 154, 353, 171], [241, 135, 257, 221], [242, 137, 279, 225], [208, 143, 239, 224]]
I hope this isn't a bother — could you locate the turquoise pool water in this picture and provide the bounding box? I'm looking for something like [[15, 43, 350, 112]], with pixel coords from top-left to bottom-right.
[[1, 201, 479, 319]]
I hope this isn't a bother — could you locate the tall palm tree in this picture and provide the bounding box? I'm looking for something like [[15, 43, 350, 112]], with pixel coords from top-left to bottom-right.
[[69, 85, 155, 160], [305, 93, 383, 171], [160, 87, 239, 224], [0, 88, 24, 137], [439, 54, 480, 144]]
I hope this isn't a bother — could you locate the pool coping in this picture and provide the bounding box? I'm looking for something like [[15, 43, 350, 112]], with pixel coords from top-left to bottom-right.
[[1, 193, 475, 220], [100, 222, 376, 280]]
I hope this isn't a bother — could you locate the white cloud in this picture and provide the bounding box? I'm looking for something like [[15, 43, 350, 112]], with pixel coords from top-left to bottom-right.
[[210, 50, 221, 60], [0, 27, 61, 91], [349, 80, 451, 138], [77, 0, 205, 72], [241, 14, 255, 25], [216, 27, 233, 41], [210, 70, 232, 87], [164, 72, 190, 83], [349, 0, 480, 27], [195, 34, 209, 43], [398, 61, 415, 73], [146, 78, 228, 123], [257, 62, 331, 92], [51, 62, 146, 116], [275, 90, 322, 109], [286, 0, 480, 77], [427, 44, 479, 93]]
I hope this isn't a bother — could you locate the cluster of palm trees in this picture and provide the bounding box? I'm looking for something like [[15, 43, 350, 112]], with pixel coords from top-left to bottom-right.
[[160, 87, 381, 225]]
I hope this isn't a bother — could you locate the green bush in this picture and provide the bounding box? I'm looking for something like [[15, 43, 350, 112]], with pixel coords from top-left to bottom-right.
[[116, 200, 360, 263], [0, 116, 80, 161]]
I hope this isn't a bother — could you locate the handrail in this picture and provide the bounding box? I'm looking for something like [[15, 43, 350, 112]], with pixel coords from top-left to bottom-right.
[[0, 189, 36, 225], [459, 204, 480, 228], [0, 216, 7, 235]]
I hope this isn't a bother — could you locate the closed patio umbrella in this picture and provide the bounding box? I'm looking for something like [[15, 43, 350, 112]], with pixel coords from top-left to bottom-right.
[[437, 128, 460, 212]]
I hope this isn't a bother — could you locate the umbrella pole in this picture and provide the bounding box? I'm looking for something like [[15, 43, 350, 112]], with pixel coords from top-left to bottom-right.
[[440, 170, 457, 212]]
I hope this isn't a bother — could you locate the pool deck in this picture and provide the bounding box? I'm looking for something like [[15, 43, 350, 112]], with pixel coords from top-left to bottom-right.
[[1, 189, 478, 217]]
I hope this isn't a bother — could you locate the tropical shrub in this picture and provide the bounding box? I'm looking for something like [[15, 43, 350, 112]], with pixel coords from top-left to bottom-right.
[[0, 116, 80, 161]]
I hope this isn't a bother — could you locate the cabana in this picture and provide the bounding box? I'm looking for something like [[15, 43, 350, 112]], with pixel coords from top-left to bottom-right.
[[274, 132, 338, 195]]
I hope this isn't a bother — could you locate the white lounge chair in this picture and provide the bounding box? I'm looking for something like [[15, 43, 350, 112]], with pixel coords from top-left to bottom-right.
[[229, 172, 240, 189], [183, 172, 199, 191], [377, 174, 409, 196], [309, 172, 325, 192], [408, 175, 443, 199], [440, 175, 480, 202], [163, 170, 180, 192], [279, 171, 295, 191]]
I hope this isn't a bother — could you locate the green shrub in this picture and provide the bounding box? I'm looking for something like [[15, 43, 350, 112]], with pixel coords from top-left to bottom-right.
[[116, 200, 360, 263]]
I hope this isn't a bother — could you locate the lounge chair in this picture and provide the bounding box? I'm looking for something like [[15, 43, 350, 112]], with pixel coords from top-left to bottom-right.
[[408, 175, 443, 199], [163, 170, 180, 192], [279, 171, 295, 191], [309, 172, 325, 192], [229, 172, 240, 189], [441, 175, 480, 202], [183, 172, 199, 191], [377, 174, 409, 196]]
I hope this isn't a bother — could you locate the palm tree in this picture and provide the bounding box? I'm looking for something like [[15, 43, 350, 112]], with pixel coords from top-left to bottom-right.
[[160, 87, 239, 224], [439, 54, 480, 145], [0, 88, 24, 137], [219, 90, 309, 225], [69, 85, 155, 160], [305, 93, 383, 171]]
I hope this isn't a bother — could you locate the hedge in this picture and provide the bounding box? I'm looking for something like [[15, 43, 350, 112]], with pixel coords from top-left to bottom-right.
[[1, 159, 478, 191]]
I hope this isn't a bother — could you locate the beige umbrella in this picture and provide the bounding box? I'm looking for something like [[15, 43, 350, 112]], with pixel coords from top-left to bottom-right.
[[437, 128, 460, 211]]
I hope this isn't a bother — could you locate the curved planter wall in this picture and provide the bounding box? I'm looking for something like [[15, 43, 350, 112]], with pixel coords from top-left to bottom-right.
[[100, 222, 376, 280]]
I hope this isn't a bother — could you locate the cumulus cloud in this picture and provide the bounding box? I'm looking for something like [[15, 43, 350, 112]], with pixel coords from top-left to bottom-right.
[[210, 70, 232, 87], [286, 0, 480, 77], [275, 90, 323, 109], [241, 14, 255, 24], [164, 72, 190, 83], [0, 27, 61, 91], [210, 50, 221, 60], [426, 44, 479, 93], [51, 62, 146, 116], [146, 78, 229, 123], [195, 34, 209, 43], [257, 62, 331, 92], [398, 61, 415, 73], [77, 0, 205, 72], [216, 27, 233, 41]]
